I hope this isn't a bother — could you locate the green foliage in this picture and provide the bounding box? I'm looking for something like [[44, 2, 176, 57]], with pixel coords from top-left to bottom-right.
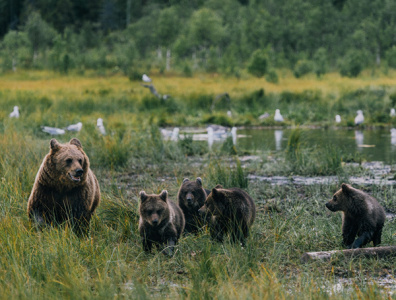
[[313, 47, 328, 77], [247, 49, 268, 78], [339, 49, 368, 78], [385, 45, 396, 69], [208, 159, 248, 189], [265, 69, 279, 83], [293, 59, 314, 78]]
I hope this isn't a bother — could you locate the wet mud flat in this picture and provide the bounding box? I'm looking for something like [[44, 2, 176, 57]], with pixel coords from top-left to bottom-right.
[[248, 161, 396, 186]]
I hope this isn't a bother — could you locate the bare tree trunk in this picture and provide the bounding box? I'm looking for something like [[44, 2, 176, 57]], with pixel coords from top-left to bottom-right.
[[157, 47, 162, 60], [166, 48, 171, 71], [12, 58, 17, 72], [126, 0, 132, 27], [376, 46, 381, 66], [301, 246, 396, 263]]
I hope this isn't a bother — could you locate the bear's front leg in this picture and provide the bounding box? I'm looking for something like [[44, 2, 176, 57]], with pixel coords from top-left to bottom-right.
[[163, 237, 176, 256], [142, 238, 153, 253], [342, 219, 358, 248], [352, 231, 374, 249]]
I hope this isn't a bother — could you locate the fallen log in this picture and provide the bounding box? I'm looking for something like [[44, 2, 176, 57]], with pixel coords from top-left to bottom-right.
[[301, 246, 396, 263]]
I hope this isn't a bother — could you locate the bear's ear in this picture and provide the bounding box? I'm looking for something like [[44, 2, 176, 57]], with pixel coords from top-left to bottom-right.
[[341, 183, 353, 195], [211, 188, 219, 198], [215, 184, 223, 189], [50, 139, 61, 152], [159, 190, 168, 202], [69, 138, 82, 148], [196, 177, 202, 186], [139, 191, 148, 202], [182, 178, 189, 184]]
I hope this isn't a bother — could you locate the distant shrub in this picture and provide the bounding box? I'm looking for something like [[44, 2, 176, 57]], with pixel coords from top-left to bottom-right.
[[293, 59, 313, 78], [339, 49, 368, 77], [203, 113, 232, 127], [247, 49, 268, 77], [313, 47, 328, 77], [385, 46, 396, 69], [265, 69, 279, 83]]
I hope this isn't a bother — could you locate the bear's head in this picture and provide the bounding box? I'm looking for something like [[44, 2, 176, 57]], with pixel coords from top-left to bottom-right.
[[139, 190, 170, 227], [198, 184, 225, 216], [49, 138, 89, 187], [326, 183, 355, 212], [178, 177, 207, 211]]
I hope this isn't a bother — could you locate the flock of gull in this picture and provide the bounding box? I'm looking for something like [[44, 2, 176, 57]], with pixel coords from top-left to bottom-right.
[[7, 73, 396, 148]]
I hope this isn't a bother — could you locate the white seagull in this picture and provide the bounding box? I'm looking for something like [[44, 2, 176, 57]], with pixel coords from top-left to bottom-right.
[[142, 74, 152, 82], [335, 115, 341, 123], [274, 109, 284, 122], [9, 106, 19, 118], [97, 118, 106, 135], [41, 126, 65, 135], [354, 110, 364, 125], [65, 122, 82, 132]]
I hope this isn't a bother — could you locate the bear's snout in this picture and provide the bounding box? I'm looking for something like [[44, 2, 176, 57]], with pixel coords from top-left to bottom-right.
[[186, 193, 193, 205], [325, 202, 335, 211], [75, 169, 84, 177]]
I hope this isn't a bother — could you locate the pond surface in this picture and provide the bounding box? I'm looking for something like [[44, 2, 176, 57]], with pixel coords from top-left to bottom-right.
[[237, 128, 396, 164]]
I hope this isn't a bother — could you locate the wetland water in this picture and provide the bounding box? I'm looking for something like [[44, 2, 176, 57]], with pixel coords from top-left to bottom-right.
[[237, 128, 396, 164]]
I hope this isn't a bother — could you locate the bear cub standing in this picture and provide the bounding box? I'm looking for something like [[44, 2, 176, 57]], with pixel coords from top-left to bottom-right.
[[326, 183, 386, 249], [139, 190, 185, 255], [198, 185, 256, 246], [27, 138, 100, 235], [177, 177, 210, 234]]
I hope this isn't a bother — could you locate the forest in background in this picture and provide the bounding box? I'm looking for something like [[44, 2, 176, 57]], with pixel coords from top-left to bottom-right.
[[2, 0, 396, 79]]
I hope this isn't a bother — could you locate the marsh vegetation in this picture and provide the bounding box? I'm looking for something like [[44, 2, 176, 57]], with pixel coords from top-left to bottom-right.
[[1, 72, 396, 298]]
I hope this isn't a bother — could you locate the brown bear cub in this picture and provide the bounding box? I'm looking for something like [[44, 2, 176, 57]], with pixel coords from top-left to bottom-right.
[[27, 138, 100, 235], [326, 183, 386, 249], [198, 185, 256, 246], [177, 177, 210, 234], [139, 190, 185, 256]]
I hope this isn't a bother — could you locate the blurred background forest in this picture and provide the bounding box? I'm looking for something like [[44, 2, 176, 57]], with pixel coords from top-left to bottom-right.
[[2, 0, 396, 79]]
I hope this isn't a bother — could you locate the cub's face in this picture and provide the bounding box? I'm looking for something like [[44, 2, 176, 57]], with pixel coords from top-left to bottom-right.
[[139, 190, 169, 227], [50, 138, 87, 185], [326, 184, 349, 212], [179, 178, 206, 211], [198, 187, 224, 216]]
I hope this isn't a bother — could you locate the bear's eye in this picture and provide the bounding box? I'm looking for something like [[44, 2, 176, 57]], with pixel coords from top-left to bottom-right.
[[146, 210, 153, 215], [66, 158, 73, 164], [78, 159, 83, 165], [333, 196, 337, 202]]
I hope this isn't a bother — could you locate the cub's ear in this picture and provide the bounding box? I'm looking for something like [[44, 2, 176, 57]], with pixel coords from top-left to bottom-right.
[[139, 191, 148, 202], [341, 183, 352, 195], [215, 184, 223, 189], [159, 190, 168, 202], [211, 188, 219, 198], [182, 178, 189, 184], [70, 138, 82, 148], [196, 177, 202, 186], [50, 139, 61, 152]]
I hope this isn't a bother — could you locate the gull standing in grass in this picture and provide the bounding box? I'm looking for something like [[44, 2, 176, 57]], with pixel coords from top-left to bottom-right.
[[142, 74, 152, 82], [391, 128, 396, 145], [207, 127, 214, 150], [274, 109, 284, 122], [231, 127, 237, 145], [354, 110, 364, 125], [9, 106, 19, 118], [41, 126, 65, 135], [171, 128, 180, 141], [65, 122, 82, 132], [97, 118, 106, 135], [335, 115, 341, 123]]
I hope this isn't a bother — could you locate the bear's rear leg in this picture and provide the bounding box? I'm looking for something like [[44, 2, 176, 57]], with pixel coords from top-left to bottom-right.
[[373, 228, 383, 246]]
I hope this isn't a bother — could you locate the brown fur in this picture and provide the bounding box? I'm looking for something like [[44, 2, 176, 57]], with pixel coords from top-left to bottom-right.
[[177, 177, 209, 234], [27, 138, 100, 235], [139, 190, 185, 256], [326, 183, 386, 248], [198, 185, 256, 245]]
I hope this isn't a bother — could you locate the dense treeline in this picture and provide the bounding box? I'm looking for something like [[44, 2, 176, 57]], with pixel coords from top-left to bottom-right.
[[2, 0, 396, 77]]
